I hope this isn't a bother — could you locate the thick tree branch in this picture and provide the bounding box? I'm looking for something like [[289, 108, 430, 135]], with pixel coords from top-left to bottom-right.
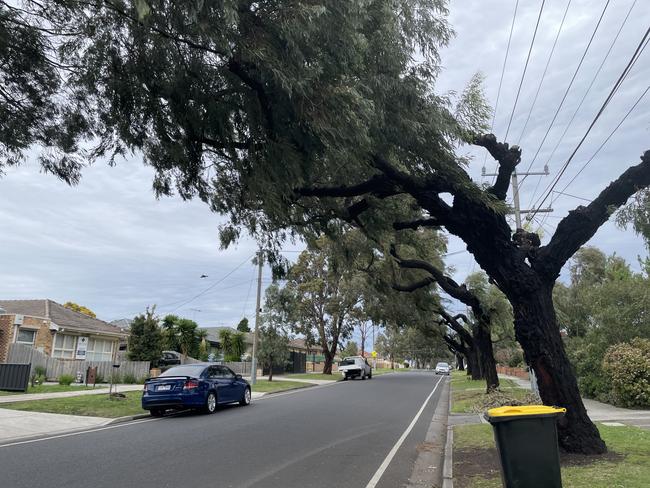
[[297, 174, 397, 198], [474, 134, 521, 200], [537, 150, 650, 279], [393, 218, 440, 231], [392, 276, 434, 292]]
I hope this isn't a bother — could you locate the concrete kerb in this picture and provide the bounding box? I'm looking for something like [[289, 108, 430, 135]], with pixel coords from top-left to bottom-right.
[[442, 381, 454, 488], [406, 378, 450, 488]]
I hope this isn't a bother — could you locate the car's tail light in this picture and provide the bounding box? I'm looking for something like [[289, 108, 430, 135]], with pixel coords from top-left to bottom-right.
[[183, 379, 199, 390]]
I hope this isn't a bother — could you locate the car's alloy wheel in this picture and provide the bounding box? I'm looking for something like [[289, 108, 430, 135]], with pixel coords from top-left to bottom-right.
[[240, 387, 251, 406], [204, 392, 217, 414]]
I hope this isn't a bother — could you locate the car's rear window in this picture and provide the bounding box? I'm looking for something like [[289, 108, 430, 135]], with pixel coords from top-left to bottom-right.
[[159, 365, 205, 377], [340, 359, 356, 366]]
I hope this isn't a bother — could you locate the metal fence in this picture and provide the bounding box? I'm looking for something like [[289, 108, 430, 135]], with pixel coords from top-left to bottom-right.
[[6, 344, 151, 381], [0, 364, 31, 391]]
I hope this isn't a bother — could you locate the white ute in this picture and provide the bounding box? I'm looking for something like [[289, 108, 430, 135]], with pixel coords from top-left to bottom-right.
[[339, 356, 372, 380]]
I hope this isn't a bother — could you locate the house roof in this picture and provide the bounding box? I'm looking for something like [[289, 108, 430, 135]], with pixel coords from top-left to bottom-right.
[[288, 338, 318, 352], [0, 300, 127, 338]]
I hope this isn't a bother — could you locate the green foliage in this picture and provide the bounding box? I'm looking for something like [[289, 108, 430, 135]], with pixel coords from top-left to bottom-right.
[[557, 248, 650, 401], [58, 374, 75, 386], [122, 373, 137, 385], [603, 339, 650, 408], [63, 302, 97, 318], [198, 340, 209, 362], [128, 308, 163, 363], [34, 366, 47, 377], [257, 326, 290, 380], [341, 341, 359, 358], [161, 315, 201, 358], [0, 3, 86, 181], [236, 318, 251, 333], [617, 188, 650, 250]]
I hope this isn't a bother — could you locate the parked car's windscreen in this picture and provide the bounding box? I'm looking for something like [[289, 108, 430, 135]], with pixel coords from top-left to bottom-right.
[[340, 359, 355, 366], [436, 362, 449, 368], [159, 365, 206, 377]]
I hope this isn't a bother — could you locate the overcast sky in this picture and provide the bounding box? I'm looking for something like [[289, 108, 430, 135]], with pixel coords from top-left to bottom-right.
[[1, 0, 648, 334]]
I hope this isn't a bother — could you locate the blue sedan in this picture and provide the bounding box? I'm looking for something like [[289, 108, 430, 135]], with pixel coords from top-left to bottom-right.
[[142, 364, 251, 416]]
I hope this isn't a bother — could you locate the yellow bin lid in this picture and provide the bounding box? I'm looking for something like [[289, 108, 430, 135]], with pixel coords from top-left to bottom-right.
[[486, 405, 566, 422]]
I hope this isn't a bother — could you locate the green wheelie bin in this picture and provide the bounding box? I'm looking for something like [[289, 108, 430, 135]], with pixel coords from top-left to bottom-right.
[[485, 405, 566, 488]]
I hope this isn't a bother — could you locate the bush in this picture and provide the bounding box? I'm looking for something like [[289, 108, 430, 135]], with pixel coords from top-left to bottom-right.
[[111, 373, 122, 384], [58, 374, 75, 386], [94, 373, 105, 384], [603, 338, 650, 408], [122, 373, 137, 384], [566, 338, 611, 401], [34, 365, 47, 377]]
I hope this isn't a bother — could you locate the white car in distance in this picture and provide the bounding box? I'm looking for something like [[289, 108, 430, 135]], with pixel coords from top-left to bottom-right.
[[435, 362, 451, 375], [339, 356, 372, 380]]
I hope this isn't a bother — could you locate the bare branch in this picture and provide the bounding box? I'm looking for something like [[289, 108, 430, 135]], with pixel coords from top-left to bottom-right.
[[296, 174, 397, 198]]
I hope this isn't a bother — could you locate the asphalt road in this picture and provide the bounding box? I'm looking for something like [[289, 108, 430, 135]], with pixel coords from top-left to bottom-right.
[[0, 372, 447, 488]]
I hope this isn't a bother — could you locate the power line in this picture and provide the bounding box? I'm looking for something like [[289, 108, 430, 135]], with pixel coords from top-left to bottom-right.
[[530, 25, 650, 218], [165, 253, 256, 313], [522, 0, 638, 206], [486, 0, 520, 184], [504, 0, 547, 141], [521, 0, 611, 178], [558, 83, 650, 195], [516, 0, 572, 146]]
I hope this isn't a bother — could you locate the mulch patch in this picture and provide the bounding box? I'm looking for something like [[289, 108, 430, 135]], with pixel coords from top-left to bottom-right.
[[454, 447, 625, 487]]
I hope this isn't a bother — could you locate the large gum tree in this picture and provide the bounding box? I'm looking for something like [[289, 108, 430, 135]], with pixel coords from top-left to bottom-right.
[[9, 0, 650, 453]]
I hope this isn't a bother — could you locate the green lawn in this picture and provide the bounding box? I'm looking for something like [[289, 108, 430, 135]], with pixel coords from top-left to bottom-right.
[[454, 423, 650, 488], [450, 371, 527, 413], [0, 384, 95, 396], [252, 380, 313, 393], [0, 391, 144, 418], [0, 380, 314, 418], [283, 373, 340, 381]]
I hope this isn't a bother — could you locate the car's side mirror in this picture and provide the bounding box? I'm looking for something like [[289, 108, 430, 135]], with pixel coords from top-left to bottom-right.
[[235, 374, 242, 380]]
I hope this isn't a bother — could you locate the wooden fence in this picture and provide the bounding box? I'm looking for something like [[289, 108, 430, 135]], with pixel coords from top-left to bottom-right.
[[7, 343, 150, 381]]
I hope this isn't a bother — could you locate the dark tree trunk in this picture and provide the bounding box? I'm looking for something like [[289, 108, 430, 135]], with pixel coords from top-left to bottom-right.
[[323, 351, 333, 375], [474, 323, 499, 392], [466, 348, 481, 380], [456, 354, 464, 371], [511, 284, 606, 454]]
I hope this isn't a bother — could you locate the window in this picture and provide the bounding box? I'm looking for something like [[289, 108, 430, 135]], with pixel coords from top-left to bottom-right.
[[52, 334, 77, 359], [86, 338, 114, 361], [16, 329, 36, 345]]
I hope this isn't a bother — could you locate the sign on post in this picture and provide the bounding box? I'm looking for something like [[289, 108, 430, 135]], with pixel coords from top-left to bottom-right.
[[75, 336, 89, 360]]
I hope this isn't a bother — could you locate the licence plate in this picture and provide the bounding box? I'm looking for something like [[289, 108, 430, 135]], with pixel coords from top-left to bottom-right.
[[157, 385, 172, 391]]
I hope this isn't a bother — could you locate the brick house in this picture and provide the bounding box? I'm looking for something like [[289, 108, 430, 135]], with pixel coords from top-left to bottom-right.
[[0, 300, 127, 363]]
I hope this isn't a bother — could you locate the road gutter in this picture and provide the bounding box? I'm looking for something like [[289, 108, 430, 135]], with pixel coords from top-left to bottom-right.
[[401, 377, 449, 488]]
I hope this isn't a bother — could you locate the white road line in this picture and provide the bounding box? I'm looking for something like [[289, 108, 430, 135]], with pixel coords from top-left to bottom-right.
[[0, 417, 161, 448], [364, 376, 445, 488]]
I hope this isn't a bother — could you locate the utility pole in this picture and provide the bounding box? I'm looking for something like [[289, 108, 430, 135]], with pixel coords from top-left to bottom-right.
[[250, 250, 264, 385], [482, 166, 553, 229], [483, 165, 550, 395]]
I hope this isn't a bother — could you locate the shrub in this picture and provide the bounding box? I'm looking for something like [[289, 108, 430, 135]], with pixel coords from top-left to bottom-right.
[[34, 365, 47, 377], [122, 373, 137, 384], [111, 373, 122, 384], [566, 339, 611, 401], [94, 373, 105, 384], [603, 338, 650, 408], [58, 374, 75, 386]]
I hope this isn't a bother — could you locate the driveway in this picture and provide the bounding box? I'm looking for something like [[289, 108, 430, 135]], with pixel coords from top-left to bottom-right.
[[0, 409, 110, 443]]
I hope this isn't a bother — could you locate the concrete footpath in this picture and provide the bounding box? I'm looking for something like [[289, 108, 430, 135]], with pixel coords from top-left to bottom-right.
[[500, 373, 650, 430], [0, 409, 111, 443]]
